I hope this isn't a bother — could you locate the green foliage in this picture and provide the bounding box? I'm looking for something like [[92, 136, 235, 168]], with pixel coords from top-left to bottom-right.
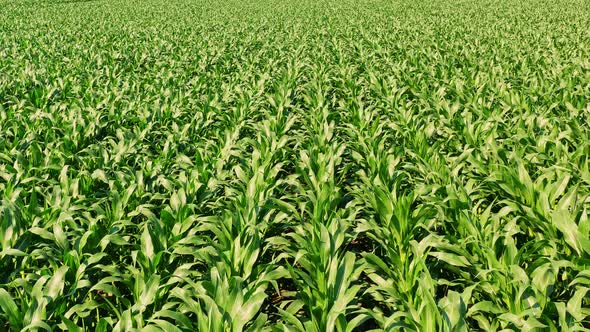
[[1, 0, 589, 330]]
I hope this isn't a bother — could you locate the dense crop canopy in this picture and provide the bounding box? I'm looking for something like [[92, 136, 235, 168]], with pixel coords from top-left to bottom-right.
[[1, 0, 590, 330]]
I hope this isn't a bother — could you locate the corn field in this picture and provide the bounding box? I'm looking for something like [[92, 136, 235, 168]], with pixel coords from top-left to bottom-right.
[[1, 0, 590, 330]]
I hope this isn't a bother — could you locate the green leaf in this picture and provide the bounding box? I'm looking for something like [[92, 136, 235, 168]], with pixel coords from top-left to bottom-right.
[[61, 316, 83, 332], [567, 287, 589, 321], [137, 275, 161, 312], [430, 252, 470, 267], [439, 290, 466, 330], [46, 266, 69, 300], [0, 288, 21, 329], [141, 225, 155, 261]]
